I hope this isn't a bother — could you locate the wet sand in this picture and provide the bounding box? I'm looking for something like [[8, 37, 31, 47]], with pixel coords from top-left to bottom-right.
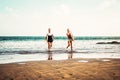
[[0, 58, 120, 80]]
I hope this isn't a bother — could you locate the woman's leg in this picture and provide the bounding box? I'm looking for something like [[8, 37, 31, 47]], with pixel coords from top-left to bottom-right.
[[49, 42, 53, 49], [50, 42, 52, 48], [67, 41, 70, 48], [70, 41, 73, 50], [48, 42, 53, 51], [48, 42, 51, 50]]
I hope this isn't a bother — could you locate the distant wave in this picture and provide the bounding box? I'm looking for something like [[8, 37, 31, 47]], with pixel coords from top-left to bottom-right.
[[0, 36, 45, 41], [0, 49, 118, 55], [0, 36, 120, 41], [0, 50, 73, 55]]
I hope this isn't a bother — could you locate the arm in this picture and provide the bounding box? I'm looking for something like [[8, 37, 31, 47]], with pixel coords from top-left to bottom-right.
[[66, 33, 68, 39], [52, 34, 54, 41], [71, 33, 74, 41], [46, 34, 48, 41]]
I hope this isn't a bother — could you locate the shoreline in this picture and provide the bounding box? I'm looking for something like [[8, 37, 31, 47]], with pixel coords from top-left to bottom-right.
[[1, 57, 120, 65], [0, 58, 120, 80], [1, 51, 120, 64], [0, 57, 120, 64]]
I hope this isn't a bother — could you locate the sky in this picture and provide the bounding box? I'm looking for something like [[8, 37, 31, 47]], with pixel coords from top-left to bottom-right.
[[0, 0, 120, 36]]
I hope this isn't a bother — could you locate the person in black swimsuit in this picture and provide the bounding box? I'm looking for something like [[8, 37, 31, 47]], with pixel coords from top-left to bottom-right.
[[46, 28, 54, 51], [66, 28, 74, 50]]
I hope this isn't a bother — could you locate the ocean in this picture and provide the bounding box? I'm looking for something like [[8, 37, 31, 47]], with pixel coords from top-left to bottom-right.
[[0, 36, 120, 64]]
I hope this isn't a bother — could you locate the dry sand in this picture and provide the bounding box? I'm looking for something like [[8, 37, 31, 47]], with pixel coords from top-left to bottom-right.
[[0, 58, 120, 80]]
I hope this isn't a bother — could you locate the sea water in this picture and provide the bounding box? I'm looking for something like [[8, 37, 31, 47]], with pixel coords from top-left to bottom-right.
[[0, 36, 120, 64]]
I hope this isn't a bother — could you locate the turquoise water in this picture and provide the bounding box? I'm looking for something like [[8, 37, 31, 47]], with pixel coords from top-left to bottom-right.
[[0, 36, 120, 64], [0, 36, 120, 41]]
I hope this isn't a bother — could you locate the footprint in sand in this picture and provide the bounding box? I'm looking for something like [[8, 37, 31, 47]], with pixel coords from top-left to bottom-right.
[[78, 60, 88, 63]]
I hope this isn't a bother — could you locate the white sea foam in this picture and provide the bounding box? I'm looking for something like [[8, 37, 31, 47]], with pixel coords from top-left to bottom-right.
[[102, 59, 110, 62], [78, 60, 88, 63], [0, 40, 120, 64]]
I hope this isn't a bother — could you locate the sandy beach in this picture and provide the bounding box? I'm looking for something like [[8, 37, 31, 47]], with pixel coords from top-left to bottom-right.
[[0, 58, 120, 80]]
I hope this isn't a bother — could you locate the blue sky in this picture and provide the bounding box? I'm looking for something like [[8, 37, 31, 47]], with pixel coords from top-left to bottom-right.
[[0, 0, 120, 36]]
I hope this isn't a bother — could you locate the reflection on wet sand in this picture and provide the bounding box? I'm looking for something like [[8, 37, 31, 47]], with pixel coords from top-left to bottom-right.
[[47, 50, 74, 60], [48, 51, 52, 60], [68, 51, 73, 59]]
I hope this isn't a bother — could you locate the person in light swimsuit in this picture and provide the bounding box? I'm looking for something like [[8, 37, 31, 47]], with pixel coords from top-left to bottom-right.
[[46, 28, 54, 51], [66, 28, 74, 50]]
